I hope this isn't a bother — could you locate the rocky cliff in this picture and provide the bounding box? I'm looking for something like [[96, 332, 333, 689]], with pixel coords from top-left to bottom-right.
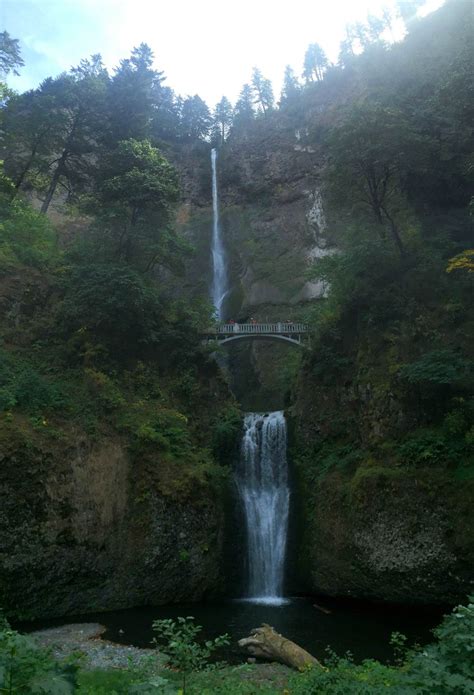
[[0, 423, 224, 618]]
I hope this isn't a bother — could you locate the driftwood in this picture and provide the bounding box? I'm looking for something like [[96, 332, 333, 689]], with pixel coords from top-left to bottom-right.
[[238, 623, 323, 671], [313, 602, 332, 615]]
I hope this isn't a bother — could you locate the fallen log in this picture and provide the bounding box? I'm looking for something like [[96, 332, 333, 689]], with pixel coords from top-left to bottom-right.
[[313, 602, 332, 615], [238, 623, 323, 671]]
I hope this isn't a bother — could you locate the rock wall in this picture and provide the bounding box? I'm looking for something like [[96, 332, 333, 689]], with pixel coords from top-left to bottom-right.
[[0, 423, 225, 619], [293, 461, 474, 604]]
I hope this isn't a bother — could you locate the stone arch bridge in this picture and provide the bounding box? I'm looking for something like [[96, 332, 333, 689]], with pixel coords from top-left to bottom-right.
[[202, 322, 310, 348]]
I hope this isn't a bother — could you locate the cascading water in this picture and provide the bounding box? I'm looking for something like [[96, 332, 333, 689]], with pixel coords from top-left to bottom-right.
[[235, 411, 290, 605], [210, 148, 227, 319]]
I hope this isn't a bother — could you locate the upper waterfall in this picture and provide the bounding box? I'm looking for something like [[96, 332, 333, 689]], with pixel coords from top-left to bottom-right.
[[211, 148, 228, 319]]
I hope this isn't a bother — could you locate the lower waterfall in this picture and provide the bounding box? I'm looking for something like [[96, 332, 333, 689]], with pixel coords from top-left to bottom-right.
[[235, 411, 290, 605]]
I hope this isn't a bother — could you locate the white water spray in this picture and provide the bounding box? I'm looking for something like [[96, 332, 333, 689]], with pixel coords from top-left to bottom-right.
[[211, 148, 227, 319], [235, 411, 290, 605]]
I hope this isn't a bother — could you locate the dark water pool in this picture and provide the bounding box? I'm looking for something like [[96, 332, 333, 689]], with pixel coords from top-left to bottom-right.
[[22, 596, 446, 665]]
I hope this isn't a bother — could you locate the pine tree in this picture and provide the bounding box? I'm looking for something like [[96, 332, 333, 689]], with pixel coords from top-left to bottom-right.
[[232, 84, 255, 133], [38, 56, 109, 213], [108, 43, 165, 143], [0, 31, 24, 77], [251, 68, 274, 115], [213, 96, 233, 144], [303, 43, 328, 83], [179, 95, 212, 140], [280, 65, 300, 104]]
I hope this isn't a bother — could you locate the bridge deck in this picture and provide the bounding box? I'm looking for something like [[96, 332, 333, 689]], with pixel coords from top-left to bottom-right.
[[206, 322, 309, 336]]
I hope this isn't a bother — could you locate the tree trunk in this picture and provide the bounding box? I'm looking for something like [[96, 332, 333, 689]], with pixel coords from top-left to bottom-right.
[[238, 624, 323, 671], [381, 205, 405, 257], [41, 150, 68, 214], [11, 145, 38, 199]]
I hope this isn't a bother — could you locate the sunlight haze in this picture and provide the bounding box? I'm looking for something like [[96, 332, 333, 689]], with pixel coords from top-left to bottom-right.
[[2, 0, 443, 107]]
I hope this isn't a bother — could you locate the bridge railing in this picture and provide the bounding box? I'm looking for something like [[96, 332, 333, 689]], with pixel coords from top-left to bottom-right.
[[206, 322, 309, 335]]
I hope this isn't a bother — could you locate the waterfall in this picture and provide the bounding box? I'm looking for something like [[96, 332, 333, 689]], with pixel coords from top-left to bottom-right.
[[235, 411, 290, 605], [211, 148, 227, 319]]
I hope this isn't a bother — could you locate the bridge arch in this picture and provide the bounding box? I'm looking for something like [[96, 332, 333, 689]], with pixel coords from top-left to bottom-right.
[[217, 333, 305, 348], [202, 322, 310, 349]]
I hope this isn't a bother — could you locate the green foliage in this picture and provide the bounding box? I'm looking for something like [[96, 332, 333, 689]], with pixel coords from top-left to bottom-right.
[[0, 350, 65, 414], [0, 194, 57, 270], [0, 31, 24, 77], [250, 68, 274, 116], [58, 263, 165, 361], [211, 405, 242, 464], [87, 138, 181, 271], [0, 627, 77, 693], [152, 617, 229, 693], [397, 428, 467, 467], [399, 349, 472, 386], [289, 597, 474, 694]]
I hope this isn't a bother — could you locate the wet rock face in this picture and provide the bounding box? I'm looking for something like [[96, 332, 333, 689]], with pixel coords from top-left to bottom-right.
[[175, 129, 336, 316], [0, 433, 224, 619], [298, 468, 474, 604]]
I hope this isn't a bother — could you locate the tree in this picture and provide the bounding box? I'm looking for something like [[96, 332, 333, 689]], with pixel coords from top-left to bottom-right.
[[38, 57, 109, 213], [280, 65, 300, 104], [2, 88, 59, 196], [151, 85, 182, 141], [152, 617, 229, 694], [87, 138, 180, 270], [232, 83, 255, 131], [303, 43, 328, 83], [108, 43, 165, 143], [327, 103, 428, 256], [0, 31, 24, 77], [213, 96, 233, 144], [179, 95, 212, 140], [251, 68, 274, 115], [397, 0, 426, 29]]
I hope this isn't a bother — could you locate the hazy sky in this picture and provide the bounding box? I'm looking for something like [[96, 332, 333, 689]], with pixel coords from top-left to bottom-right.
[[3, 0, 443, 108]]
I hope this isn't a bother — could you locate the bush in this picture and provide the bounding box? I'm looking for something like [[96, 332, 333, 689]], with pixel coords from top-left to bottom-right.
[[0, 350, 65, 414], [399, 349, 472, 386], [212, 405, 242, 464], [152, 616, 229, 694], [0, 624, 77, 693], [0, 196, 57, 270], [288, 597, 474, 694]]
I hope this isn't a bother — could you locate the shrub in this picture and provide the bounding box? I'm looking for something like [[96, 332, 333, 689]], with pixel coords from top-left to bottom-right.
[[0, 624, 77, 693], [152, 616, 229, 694], [399, 349, 472, 386]]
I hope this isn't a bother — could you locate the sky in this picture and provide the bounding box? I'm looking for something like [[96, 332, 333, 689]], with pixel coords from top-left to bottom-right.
[[2, 0, 444, 108]]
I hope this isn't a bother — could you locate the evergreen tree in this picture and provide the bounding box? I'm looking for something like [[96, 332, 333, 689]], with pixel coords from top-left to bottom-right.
[[213, 96, 233, 144], [179, 95, 212, 140], [396, 0, 426, 29], [337, 33, 355, 67], [327, 103, 430, 256], [108, 43, 164, 143], [2, 87, 58, 196], [37, 56, 109, 213], [251, 68, 274, 115], [231, 83, 255, 133], [280, 65, 300, 104], [0, 31, 24, 77], [88, 138, 180, 270], [151, 85, 181, 142], [303, 43, 328, 83]]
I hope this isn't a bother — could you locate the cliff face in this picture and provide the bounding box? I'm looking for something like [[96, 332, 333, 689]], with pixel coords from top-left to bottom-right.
[[0, 263, 237, 620], [0, 422, 224, 618], [173, 111, 473, 605], [175, 122, 332, 321], [292, 460, 473, 604]]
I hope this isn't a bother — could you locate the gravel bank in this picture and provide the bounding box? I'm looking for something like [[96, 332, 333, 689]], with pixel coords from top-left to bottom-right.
[[31, 623, 159, 670]]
